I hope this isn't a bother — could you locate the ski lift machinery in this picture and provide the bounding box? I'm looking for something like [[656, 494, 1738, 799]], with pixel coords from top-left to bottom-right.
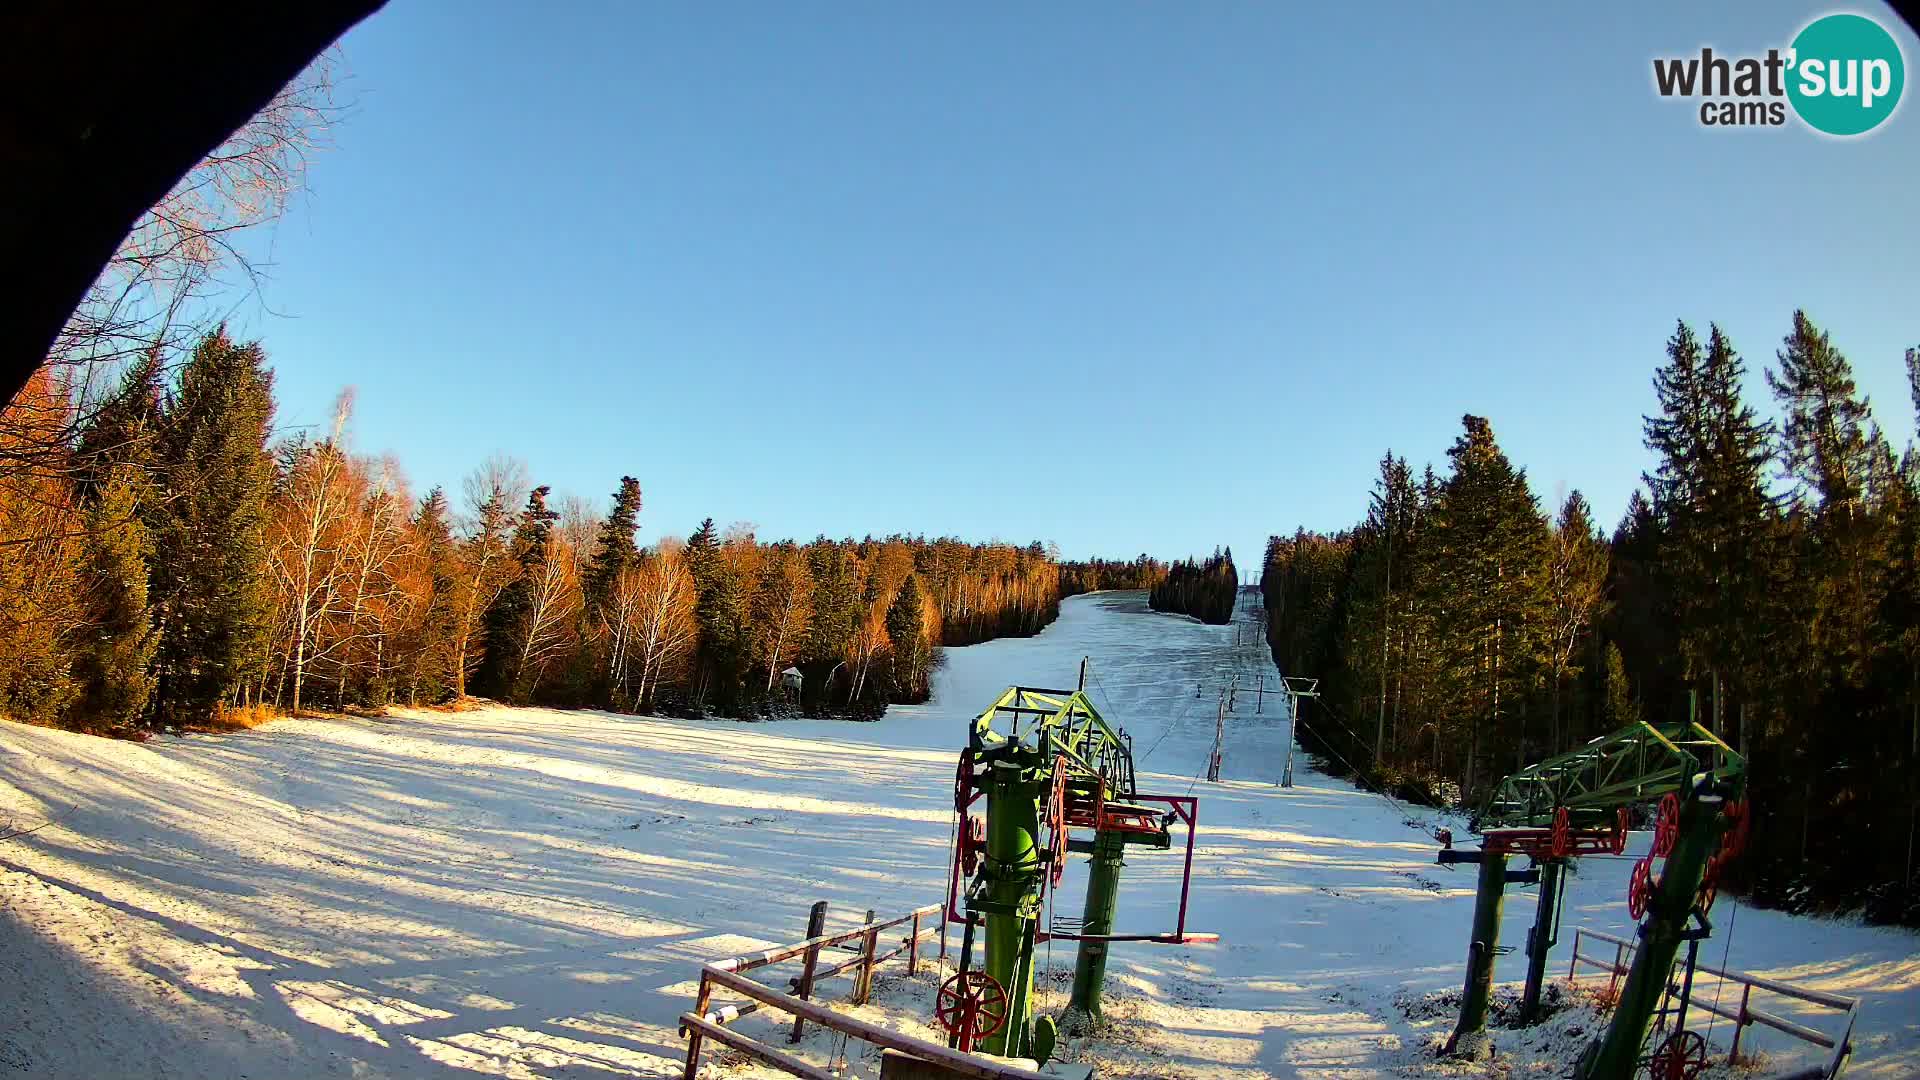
[[937, 674, 1216, 1063]]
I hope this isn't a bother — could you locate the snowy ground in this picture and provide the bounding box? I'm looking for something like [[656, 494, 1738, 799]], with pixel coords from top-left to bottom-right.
[[1, 592, 1914, 1079]]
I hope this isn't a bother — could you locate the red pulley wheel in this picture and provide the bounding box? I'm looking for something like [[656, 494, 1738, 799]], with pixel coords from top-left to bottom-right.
[[1628, 855, 1656, 920], [959, 814, 985, 877], [1611, 806, 1631, 856], [934, 970, 1008, 1052], [1648, 1029, 1708, 1080], [1653, 793, 1681, 859], [1696, 851, 1723, 913], [1551, 806, 1572, 859], [953, 748, 974, 814], [1720, 799, 1751, 861]]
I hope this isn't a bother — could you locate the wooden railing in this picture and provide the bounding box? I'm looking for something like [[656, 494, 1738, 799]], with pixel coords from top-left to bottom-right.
[[681, 901, 1056, 1080], [1568, 927, 1859, 1079]]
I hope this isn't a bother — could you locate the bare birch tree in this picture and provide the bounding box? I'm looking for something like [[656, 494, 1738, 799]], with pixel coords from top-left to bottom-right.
[[631, 543, 698, 711], [514, 532, 580, 698], [268, 393, 354, 716]]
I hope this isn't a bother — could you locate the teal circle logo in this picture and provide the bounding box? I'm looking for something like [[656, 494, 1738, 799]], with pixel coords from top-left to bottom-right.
[[1788, 13, 1905, 136]]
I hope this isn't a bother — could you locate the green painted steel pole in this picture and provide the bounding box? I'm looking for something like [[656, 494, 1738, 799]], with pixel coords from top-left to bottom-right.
[[983, 759, 1040, 1057], [1519, 859, 1564, 1025], [1445, 850, 1510, 1056], [1067, 828, 1127, 1024], [1579, 798, 1724, 1080]]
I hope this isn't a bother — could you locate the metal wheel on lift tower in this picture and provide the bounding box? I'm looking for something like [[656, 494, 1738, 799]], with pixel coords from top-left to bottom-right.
[[954, 748, 975, 815], [1628, 855, 1657, 920], [959, 814, 985, 877], [1047, 758, 1069, 888], [1653, 793, 1681, 859], [934, 970, 1008, 1053], [1646, 1028, 1707, 1080]]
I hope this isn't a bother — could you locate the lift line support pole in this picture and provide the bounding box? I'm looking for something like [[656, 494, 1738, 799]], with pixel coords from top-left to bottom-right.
[[1066, 829, 1127, 1020], [1438, 848, 1539, 1055], [1519, 858, 1566, 1025], [1277, 677, 1319, 789]]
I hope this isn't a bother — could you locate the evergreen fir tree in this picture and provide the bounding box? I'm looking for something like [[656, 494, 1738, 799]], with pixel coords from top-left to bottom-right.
[[682, 518, 752, 712], [71, 465, 159, 730], [803, 539, 859, 707], [405, 487, 462, 703], [475, 486, 556, 702], [148, 329, 277, 723], [1643, 321, 1778, 731], [575, 476, 642, 705], [1768, 311, 1876, 514], [1602, 642, 1638, 728], [75, 351, 163, 500], [1419, 415, 1551, 790], [885, 573, 928, 701], [582, 476, 642, 615], [1769, 311, 1888, 686]]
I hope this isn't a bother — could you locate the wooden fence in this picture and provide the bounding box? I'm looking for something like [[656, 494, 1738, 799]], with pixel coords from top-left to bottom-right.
[[1568, 926, 1859, 1079], [680, 900, 1057, 1080]]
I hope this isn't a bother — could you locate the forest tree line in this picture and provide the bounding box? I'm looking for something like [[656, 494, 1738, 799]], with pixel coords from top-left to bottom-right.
[[1262, 312, 1920, 924], [1058, 555, 1169, 598], [0, 329, 1077, 733], [1149, 549, 1239, 624]]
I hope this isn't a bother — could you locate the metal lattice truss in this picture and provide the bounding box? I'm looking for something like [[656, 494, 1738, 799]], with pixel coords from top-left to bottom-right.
[[970, 686, 1136, 801], [1478, 721, 1745, 831]]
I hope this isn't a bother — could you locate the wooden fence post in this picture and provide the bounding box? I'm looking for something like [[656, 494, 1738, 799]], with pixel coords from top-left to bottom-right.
[[789, 900, 829, 1043], [684, 971, 714, 1079], [854, 908, 879, 1005], [908, 911, 922, 976], [1728, 983, 1753, 1064]]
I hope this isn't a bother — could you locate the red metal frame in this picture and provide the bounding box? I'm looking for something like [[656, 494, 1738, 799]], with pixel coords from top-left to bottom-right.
[[945, 792, 1218, 944], [1482, 826, 1622, 860], [1037, 794, 1217, 945]]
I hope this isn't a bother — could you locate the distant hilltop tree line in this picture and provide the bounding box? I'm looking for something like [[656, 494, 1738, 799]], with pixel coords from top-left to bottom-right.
[[1263, 311, 1920, 926], [1057, 555, 1169, 598], [0, 328, 1098, 733], [1149, 549, 1239, 625]]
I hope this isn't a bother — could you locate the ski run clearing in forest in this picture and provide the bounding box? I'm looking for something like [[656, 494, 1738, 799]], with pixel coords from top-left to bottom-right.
[[0, 593, 1914, 1079]]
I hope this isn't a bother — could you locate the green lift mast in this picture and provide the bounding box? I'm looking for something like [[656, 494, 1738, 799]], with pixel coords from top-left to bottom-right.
[[940, 681, 1211, 1061], [1437, 708, 1748, 1080]]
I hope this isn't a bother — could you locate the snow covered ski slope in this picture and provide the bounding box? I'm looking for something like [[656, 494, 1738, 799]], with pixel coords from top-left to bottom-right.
[[1, 592, 1914, 1078]]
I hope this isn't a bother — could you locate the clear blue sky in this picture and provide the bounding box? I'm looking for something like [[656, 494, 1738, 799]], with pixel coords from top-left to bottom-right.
[[229, 2, 1920, 565]]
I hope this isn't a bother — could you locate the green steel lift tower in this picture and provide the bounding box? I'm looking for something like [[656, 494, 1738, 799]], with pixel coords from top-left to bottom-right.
[[1437, 707, 1748, 1080], [938, 680, 1211, 1061]]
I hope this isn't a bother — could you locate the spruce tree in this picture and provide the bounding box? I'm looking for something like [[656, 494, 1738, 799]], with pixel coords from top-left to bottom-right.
[[1602, 642, 1638, 728], [148, 329, 277, 723], [71, 465, 159, 730], [1769, 311, 1887, 685], [803, 539, 858, 706], [885, 573, 928, 701], [1643, 321, 1777, 732], [582, 476, 642, 615], [1768, 311, 1876, 514], [406, 487, 462, 704], [575, 476, 642, 705], [475, 486, 555, 702], [1419, 415, 1551, 790], [683, 517, 750, 712], [75, 351, 163, 500]]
